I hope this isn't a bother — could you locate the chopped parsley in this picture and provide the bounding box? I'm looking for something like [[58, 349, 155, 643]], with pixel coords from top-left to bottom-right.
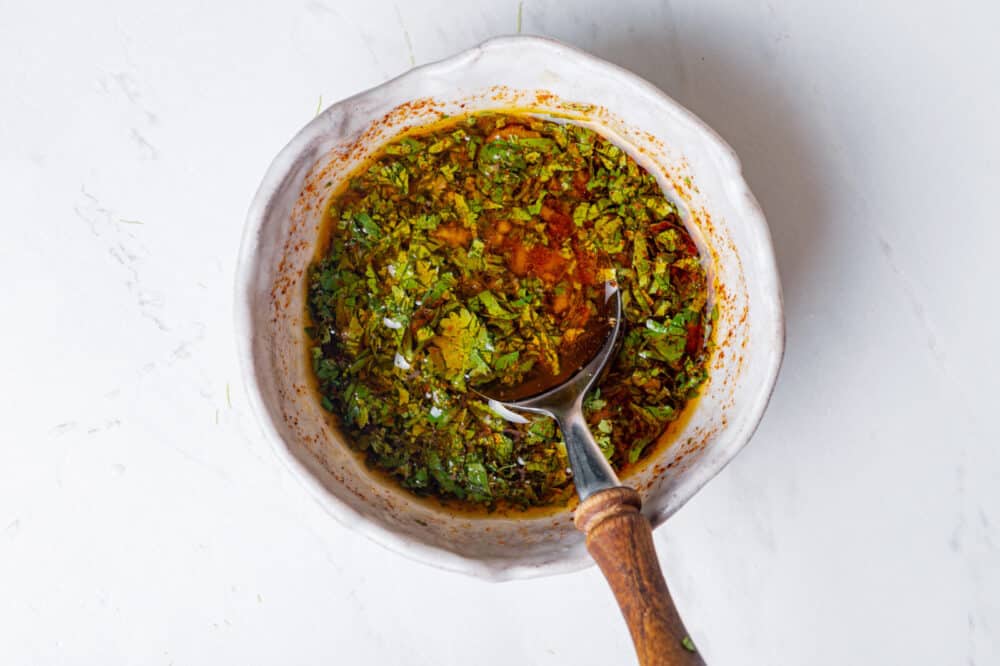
[[307, 112, 709, 510]]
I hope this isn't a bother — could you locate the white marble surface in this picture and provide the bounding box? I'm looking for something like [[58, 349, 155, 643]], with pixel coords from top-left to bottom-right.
[[2, 0, 998, 663]]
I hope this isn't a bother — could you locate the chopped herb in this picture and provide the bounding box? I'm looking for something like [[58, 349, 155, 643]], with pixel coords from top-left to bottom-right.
[[306, 112, 709, 510], [494, 351, 520, 370], [352, 212, 380, 238]]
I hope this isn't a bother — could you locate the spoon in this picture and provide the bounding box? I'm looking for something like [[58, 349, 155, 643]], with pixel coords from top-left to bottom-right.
[[481, 284, 705, 666]]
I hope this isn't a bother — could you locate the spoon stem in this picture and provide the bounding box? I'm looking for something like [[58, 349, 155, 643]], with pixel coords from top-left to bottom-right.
[[555, 408, 619, 500]]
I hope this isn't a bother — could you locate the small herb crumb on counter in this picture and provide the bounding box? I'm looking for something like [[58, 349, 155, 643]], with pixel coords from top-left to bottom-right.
[[307, 112, 710, 510]]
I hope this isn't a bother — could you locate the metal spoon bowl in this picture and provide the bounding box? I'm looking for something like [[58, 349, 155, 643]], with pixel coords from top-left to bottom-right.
[[479, 282, 624, 501]]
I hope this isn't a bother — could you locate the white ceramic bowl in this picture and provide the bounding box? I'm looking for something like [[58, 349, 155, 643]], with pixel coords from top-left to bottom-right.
[[236, 35, 783, 580]]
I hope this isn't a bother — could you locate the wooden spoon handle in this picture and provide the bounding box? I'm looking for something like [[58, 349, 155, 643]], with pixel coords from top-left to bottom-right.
[[575, 487, 705, 666]]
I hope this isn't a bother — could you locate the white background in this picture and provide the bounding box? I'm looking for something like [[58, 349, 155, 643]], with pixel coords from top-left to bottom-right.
[[2, 0, 998, 664]]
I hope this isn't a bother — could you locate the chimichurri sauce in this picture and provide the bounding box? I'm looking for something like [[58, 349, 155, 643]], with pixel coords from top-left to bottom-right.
[[307, 112, 710, 510]]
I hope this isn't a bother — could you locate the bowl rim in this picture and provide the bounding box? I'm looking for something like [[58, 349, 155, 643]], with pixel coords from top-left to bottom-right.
[[234, 34, 785, 581]]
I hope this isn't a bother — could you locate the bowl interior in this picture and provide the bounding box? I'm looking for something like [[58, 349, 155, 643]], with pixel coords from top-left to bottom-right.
[[237, 36, 783, 579]]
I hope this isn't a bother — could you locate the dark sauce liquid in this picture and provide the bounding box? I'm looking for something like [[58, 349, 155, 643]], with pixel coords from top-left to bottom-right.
[[479, 286, 617, 403]]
